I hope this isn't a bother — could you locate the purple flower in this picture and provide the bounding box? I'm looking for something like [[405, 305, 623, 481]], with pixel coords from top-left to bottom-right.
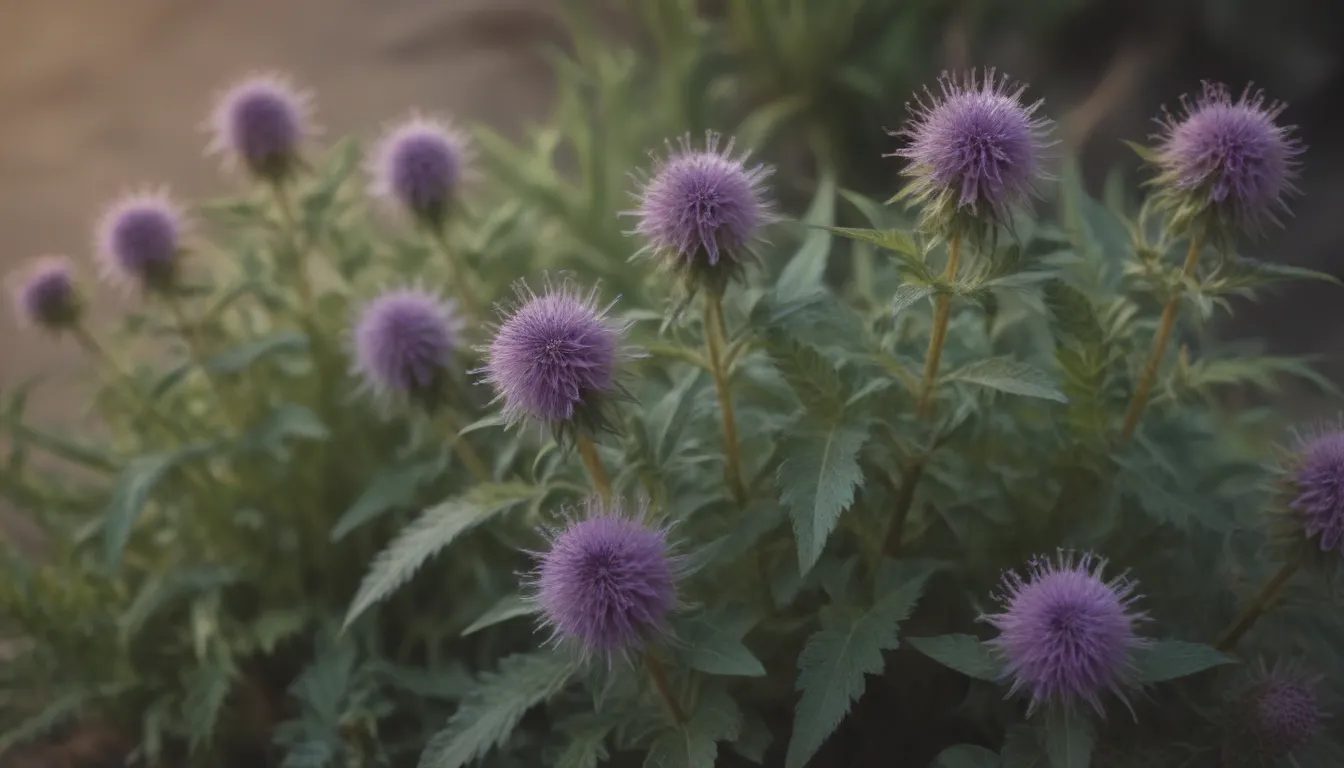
[[890, 69, 1053, 233], [9, 256, 81, 331], [530, 496, 678, 659], [95, 191, 186, 293], [351, 287, 462, 407], [1151, 82, 1302, 236], [1228, 661, 1323, 760], [368, 115, 470, 229], [1290, 430, 1344, 556], [982, 551, 1147, 714], [207, 73, 312, 182], [626, 131, 773, 287], [476, 279, 631, 432]]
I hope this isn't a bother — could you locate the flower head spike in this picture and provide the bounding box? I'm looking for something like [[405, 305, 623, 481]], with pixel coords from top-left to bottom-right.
[[1148, 82, 1302, 238], [368, 114, 471, 232], [350, 287, 463, 410], [94, 190, 186, 294], [8, 256, 81, 332], [889, 69, 1053, 237], [207, 73, 313, 183], [1224, 660, 1325, 762], [982, 551, 1147, 715], [528, 496, 679, 661], [475, 278, 633, 439], [626, 131, 774, 294]]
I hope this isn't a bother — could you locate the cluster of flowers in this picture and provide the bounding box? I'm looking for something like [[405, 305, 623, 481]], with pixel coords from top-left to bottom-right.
[[6, 66, 1333, 758]]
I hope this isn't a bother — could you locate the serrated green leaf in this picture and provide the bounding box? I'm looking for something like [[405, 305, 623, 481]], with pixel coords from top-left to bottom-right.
[[1043, 280, 1103, 349], [104, 445, 210, 568], [643, 688, 742, 768], [945, 358, 1068, 403], [766, 335, 848, 419], [461, 593, 539, 637], [555, 717, 614, 768], [778, 424, 868, 575], [1043, 707, 1093, 768], [828, 226, 920, 259], [205, 331, 309, 375], [1131, 640, 1235, 684], [777, 171, 837, 301], [239, 404, 329, 461], [330, 457, 445, 541], [419, 651, 578, 768], [892, 283, 936, 318], [679, 617, 766, 677], [120, 565, 242, 637], [907, 635, 1001, 681], [935, 744, 1002, 768], [183, 650, 236, 751], [344, 483, 545, 628]]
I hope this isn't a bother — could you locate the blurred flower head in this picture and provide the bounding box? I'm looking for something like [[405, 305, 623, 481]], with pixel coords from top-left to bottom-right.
[[890, 68, 1053, 236], [207, 73, 313, 183], [1291, 429, 1344, 557], [529, 496, 678, 661], [626, 131, 774, 293], [94, 190, 186, 294], [1225, 660, 1324, 761], [982, 551, 1147, 714], [476, 277, 632, 438], [9, 256, 81, 332], [1149, 82, 1302, 238], [351, 287, 463, 409], [368, 115, 471, 231]]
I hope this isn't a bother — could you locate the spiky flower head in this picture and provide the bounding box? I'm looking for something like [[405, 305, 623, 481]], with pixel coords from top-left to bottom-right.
[[207, 73, 312, 184], [982, 551, 1147, 714], [94, 191, 186, 294], [1148, 82, 1302, 239], [626, 131, 774, 295], [528, 496, 678, 661], [350, 287, 463, 410], [368, 115, 471, 232], [475, 278, 632, 439], [889, 69, 1053, 238], [8, 256, 81, 332], [1223, 660, 1324, 763], [1290, 428, 1344, 557]]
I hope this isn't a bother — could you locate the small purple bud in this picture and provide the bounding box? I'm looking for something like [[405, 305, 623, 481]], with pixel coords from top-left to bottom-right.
[[1225, 660, 1324, 761], [207, 73, 312, 183], [529, 496, 678, 660], [1150, 82, 1303, 237], [625, 131, 774, 292], [351, 287, 462, 409], [94, 191, 186, 294], [982, 551, 1147, 714], [8, 256, 81, 331], [889, 69, 1053, 236], [368, 115, 470, 231], [1290, 430, 1344, 556], [475, 278, 631, 435]]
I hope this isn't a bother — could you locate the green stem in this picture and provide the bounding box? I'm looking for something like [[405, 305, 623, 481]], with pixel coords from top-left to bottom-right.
[[704, 292, 747, 506], [642, 652, 687, 726], [70, 325, 191, 443], [1215, 561, 1299, 652], [442, 410, 491, 483], [164, 294, 240, 430], [427, 225, 485, 319], [271, 183, 318, 324], [916, 234, 962, 419], [576, 434, 612, 503], [882, 459, 926, 557], [1120, 234, 1204, 440]]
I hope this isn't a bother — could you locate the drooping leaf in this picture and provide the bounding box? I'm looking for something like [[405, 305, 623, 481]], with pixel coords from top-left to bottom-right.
[[555, 716, 615, 768], [461, 593, 539, 637], [419, 651, 579, 768], [182, 650, 237, 751], [643, 687, 742, 768], [907, 635, 1002, 682], [104, 445, 210, 567], [776, 171, 837, 302], [238, 404, 329, 461], [344, 482, 546, 628], [1131, 640, 1235, 684], [205, 331, 309, 375], [935, 744, 1002, 768], [777, 424, 868, 575], [827, 226, 921, 260], [945, 358, 1068, 403]]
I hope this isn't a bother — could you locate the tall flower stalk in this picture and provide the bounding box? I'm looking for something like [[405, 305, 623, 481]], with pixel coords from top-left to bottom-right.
[[915, 234, 962, 419], [703, 291, 746, 505]]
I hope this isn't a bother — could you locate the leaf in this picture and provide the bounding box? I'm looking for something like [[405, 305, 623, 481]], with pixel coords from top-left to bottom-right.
[[907, 635, 1001, 682], [330, 457, 445, 541], [419, 651, 578, 768], [343, 482, 545, 628], [183, 650, 237, 751], [777, 424, 868, 575], [935, 744, 1002, 768], [783, 569, 929, 768], [205, 331, 309, 375], [776, 170, 837, 302], [732, 711, 773, 764], [1043, 707, 1094, 768], [679, 616, 766, 677], [827, 226, 920, 259], [945, 358, 1068, 403], [1, 418, 119, 473], [643, 688, 742, 768], [462, 593, 539, 636], [239, 404, 329, 461], [555, 717, 614, 768], [1131, 640, 1235, 684], [104, 445, 209, 568], [120, 564, 243, 637], [892, 283, 936, 318], [765, 335, 848, 419]]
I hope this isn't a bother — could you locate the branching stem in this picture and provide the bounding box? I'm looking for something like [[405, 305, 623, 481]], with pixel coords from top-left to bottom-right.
[[576, 434, 612, 502], [1215, 561, 1299, 652], [643, 652, 687, 726], [916, 234, 962, 419], [704, 291, 747, 506]]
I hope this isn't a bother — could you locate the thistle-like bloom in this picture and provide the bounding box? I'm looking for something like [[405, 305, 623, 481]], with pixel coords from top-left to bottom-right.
[[351, 287, 462, 408], [890, 69, 1053, 234], [982, 552, 1147, 714], [1227, 661, 1324, 760], [207, 73, 312, 183], [8, 256, 81, 331], [1150, 82, 1302, 237], [626, 131, 773, 290], [530, 496, 678, 659], [1290, 430, 1344, 556], [476, 279, 631, 433], [94, 191, 186, 294], [368, 115, 470, 230]]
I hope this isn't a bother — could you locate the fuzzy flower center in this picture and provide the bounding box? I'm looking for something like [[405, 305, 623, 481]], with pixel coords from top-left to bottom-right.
[[1168, 105, 1285, 206], [1293, 432, 1344, 554]]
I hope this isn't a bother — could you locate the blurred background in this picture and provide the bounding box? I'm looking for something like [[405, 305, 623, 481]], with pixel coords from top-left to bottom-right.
[[1, 0, 1341, 494]]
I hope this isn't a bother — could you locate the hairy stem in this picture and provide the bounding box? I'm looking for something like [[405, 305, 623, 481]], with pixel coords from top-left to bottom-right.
[[442, 410, 491, 483], [704, 292, 747, 506], [1120, 235, 1203, 440], [642, 652, 687, 726], [576, 434, 612, 502], [428, 226, 485, 319], [271, 183, 318, 324], [1215, 561, 1299, 652], [883, 459, 926, 557], [916, 234, 962, 419]]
